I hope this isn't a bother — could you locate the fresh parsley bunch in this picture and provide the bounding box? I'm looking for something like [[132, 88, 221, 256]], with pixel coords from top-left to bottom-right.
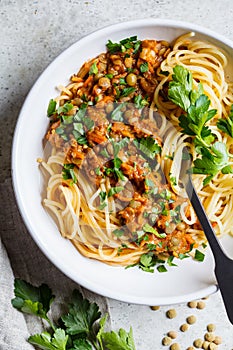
[[168, 65, 233, 185], [11, 279, 136, 350]]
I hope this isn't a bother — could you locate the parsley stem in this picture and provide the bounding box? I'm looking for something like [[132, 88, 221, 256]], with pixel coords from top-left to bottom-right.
[[44, 315, 57, 332]]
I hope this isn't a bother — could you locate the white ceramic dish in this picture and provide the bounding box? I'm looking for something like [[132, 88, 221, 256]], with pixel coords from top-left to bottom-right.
[[12, 18, 233, 305]]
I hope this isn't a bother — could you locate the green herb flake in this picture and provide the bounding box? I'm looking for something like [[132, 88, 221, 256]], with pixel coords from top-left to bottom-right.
[[47, 99, 56, 117], [113, 229, 124, 237], [62, 164, 77, 184], [108, 186, 124, 197], [89, 61, 98, 75], [143, 223, 166, 238], [140, 62, 149, 73], [120, 87, 136, 97], [194, 249, 205, 262], [134, 94, 149, 109], [157, 265, 167, 273]]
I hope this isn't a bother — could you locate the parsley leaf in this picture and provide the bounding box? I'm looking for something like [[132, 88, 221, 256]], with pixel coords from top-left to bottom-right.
[[102, 327, 136, 350], [143, 223, 166, 238], [89, 62, 98, 75], [28, 329, 68, 350], [217, 104, 233, 137], [193, 142, 233, 185], [106, 36, 141, 54], [108, 186, 124, 197], [134, 94, 149, 109], [168, 65, 193, 111], [11, 279, 55, 328], [194, 249, 205, 262], [110, 103, 126, 121], [139, 62, 149, 73], [47, 99, 57, 117], [62, 289, 101, 336], [168, 65, 233, 184], [62, 164, 77, 183], [133, 136, 161, 159], [120, 87, 136, 97], [72, 338, 92, 350]]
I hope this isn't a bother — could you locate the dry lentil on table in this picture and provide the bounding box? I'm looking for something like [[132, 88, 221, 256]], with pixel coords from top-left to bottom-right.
[[167, 330, 177, 339], [186, 315, 197, 324], [166, 309, 177, 319]]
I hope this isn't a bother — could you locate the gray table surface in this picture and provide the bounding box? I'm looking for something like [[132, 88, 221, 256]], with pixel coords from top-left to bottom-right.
[[1, 0, 233, 349]]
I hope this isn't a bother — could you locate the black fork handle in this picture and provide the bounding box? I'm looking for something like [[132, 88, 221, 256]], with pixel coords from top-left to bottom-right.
[[185, 175, 233, 325]]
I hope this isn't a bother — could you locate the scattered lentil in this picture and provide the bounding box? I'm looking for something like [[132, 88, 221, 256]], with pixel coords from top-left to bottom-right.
[[193, 338, 203, 348], [167, 331, 177, 339], [187, 315, 197, 325], [170, 343, 181, 350], [150, 305, 160, 311], [207, 324, 216, 332], [162, 336, 172, 346], [197, 301, 206, 310], [213, 336, 222, 345], [208, 343, 217, 350], [202, 341, 210, 350], [187, 301, 197, 308], [166, 309, 177, 319], [180, 323, 189, 332], [204, 332, 215, 342], [187, 347, 195, 350]]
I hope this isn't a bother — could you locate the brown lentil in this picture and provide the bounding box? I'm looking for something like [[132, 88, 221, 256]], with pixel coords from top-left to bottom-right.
[[162, 336, 172, 346], [187, 347, 195, 350], [204, 332, 215, 342], [186, 315, 197, 325], [166, 309, 177, 319], [167, 331, 177, 339], [202, 341, 210, 350], [150, 305, 160, 311], [187, 301, 197, 308], [170, 343, 181, 350], [207, 324, 216, 332], [208, 343, 217, 350], [197, 301, 206, 309], [213, 336, 222, 345], [180, 323, 189, 332], [193, 338, 203, 348]]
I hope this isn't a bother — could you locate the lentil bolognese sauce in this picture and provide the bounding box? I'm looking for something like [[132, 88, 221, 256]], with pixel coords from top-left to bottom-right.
[[39, 33, 233, 270]]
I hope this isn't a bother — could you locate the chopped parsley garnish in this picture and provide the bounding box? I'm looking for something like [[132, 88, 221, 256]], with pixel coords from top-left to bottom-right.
[[98, 191, 107, 210], [133, 136, 161, 160], [217, 104, 233, 138], [106, 36, 141, 54], [62, 164, 77, 183], [143, 223, 166, 238], [194, 249, 205, 262], [108, 186, 124, 197], [120, 87, 136, 97], [139, 62, 149, 73], [89, 61, 98, 75], [113, 229, 124, 237], [134, 94, 149, 109], [57, 102, 73, 115], [110, 103, 126, 121], [47, 99, 56, 117]]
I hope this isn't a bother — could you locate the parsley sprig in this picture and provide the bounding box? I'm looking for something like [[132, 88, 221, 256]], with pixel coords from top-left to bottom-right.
[[12, 279, 136, 350], [168, 65, 233, 184]]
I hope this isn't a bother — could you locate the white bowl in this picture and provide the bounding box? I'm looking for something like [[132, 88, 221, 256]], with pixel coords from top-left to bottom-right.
[[12, 18, 233, 305]]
